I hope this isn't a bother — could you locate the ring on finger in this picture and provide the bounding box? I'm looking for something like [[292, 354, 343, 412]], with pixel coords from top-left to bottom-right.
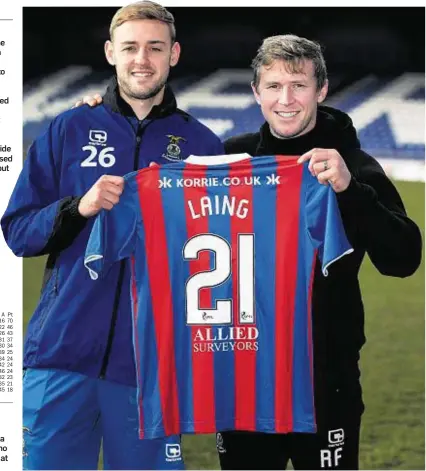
[[323, 160, 329, 171]]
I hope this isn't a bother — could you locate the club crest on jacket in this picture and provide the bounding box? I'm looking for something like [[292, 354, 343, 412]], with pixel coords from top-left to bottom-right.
[[162, 135, 186, 161]]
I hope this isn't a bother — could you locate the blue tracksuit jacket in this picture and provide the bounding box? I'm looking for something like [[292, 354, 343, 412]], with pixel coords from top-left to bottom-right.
[[2, 76, 224, 386]]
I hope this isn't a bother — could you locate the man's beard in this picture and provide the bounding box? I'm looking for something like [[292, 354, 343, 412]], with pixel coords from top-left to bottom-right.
[[119, 74, 168, 101]]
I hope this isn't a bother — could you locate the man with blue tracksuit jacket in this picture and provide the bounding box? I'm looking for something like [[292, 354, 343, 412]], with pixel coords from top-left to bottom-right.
[[2, 2, 223, 470]]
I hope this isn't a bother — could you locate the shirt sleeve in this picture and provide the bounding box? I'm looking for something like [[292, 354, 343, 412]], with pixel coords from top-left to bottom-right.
[[84, 183, 137, 280], [306, 178, 354, 276]]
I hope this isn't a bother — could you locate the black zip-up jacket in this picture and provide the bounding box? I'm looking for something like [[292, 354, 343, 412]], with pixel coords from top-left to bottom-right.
[[224, 105, 422, 418]]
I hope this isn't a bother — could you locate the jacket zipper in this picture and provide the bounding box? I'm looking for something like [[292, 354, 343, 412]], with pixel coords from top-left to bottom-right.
[[99, 120, 151, 379]]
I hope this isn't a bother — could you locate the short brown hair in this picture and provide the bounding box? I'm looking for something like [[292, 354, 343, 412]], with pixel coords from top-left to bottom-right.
[[109, 1, 176, 43], [251, 34, 327, 90]]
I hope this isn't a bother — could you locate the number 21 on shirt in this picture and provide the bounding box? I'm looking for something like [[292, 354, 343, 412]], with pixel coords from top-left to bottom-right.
[[183, 233, 255, 325]]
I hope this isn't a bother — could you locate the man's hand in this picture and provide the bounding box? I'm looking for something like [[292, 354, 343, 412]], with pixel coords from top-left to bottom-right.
[[297, 148, 351, 193], [72, 93, 103, 109], [78, 175, 125, 218]]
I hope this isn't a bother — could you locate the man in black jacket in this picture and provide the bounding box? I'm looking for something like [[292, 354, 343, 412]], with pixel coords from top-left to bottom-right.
[[216, 34, 422, 470], [73, 33, 422, 470]]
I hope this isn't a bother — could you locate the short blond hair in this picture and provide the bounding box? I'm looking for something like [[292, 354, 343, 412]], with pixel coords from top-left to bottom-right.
[[252, 34, 327, 90], [109, 1, 176, 43]]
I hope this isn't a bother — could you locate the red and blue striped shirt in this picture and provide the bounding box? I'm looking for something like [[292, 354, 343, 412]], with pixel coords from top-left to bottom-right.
[[85, 154, 353, 439]]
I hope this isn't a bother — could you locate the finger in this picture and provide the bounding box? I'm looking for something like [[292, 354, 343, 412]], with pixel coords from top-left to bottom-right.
[[72, 100, 84, 109], [297, 150, 315, 164], [307, 151, 329, 175], [101, 200, 115, 211], [307, 153, 320, 175], [102, 192, 120, 207], [81, 95, 98, 107], [102, 182, 124, 196], [297, 148, 326, 164], [101, 175, 125, 187], [94, 93, 103, 103], [316, 169, 335, 185], [312, 161, 331, 177]]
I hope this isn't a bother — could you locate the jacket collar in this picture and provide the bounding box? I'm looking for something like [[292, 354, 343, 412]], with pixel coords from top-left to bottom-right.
[[103, 75, 178, 119]]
